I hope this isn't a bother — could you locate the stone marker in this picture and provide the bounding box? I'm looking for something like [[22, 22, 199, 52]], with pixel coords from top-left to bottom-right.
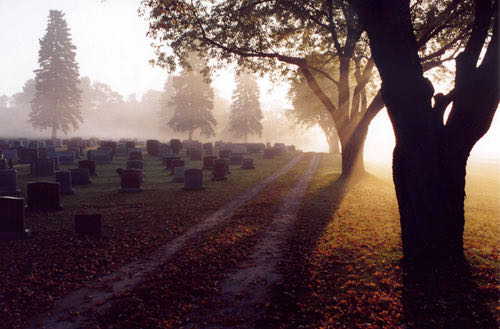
[[146, 139, 161, 156], [0, 159, 7, 170], [49, 156, 60, 171], [241, 158, 255, 169], [161, 153, 177, 166], [170, 139, 182, 154], [219, 149, 232, 159], [74, 214, 102, 235], [189, 148, 202, 161], [263, 148, 275, 159], [30, 158, 55, 176], [203, 155, 218, 170], [26, 181, 62, 211], [88, 150, 111, 164], [212, 159, 228, 181], [203, 142, 213, 155], [55, 170, 74, 195], [99, 141, 116, 157], [1, 149, 18, 162], [115, 143, 128, 157], [17, 147, 38, 164], [172, 166, 186, 182], [0, 197, 31, 240], [229, 153, 244, 165], [126, 160, 144, 170], [170, 159, 185, 175], [119, 169, 142, 192], [79, 160, 96, 176], [52, 151, 76, 165], [129, 150, 143, 161], [184, 168, 203, 190], [0, 170, 21, 196], [70, 168, 91, 185]]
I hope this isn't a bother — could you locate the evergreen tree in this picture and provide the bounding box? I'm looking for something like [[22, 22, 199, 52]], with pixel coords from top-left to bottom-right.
[[168, 56, 216, 140], [228, 73, 263, 143], [30, 10, 82, 139]]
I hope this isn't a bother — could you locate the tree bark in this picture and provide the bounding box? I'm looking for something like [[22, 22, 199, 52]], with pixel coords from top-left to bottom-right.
[[351, 0, 498, 267], [338, 120, 367, 177]]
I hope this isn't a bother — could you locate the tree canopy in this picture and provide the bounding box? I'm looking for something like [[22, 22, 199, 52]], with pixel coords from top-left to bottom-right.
[[30, 10, 82, 139]]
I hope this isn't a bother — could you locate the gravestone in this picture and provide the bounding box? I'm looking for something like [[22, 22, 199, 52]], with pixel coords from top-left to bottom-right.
[[212, 159, 228, 181], [266, 142, 271, 149], [241, 158, 255, 169], [115, 143, 128, 157], [30, 158, 55, 176], [99, 141, 116, 157], [70, 168, 91, 185], [161, 153, 177, 166], [172, 166, 186, 182], [45, 139, 55, 147], [125, 141, 135, 150], [119, 169, 142, 193], [88, 150, 111, 164], [26, 182, 62, 211], [229, 153, 244, 165], [203, 155, 218, 170], [164, 156, 181, 169], [74, 214, 102, 235], [38, 147, 48, 159], [203, 143, 213, 155], [0, 159, 7, 170], [219, 149, 231, 159], [50, 151, 75, 165], [287, 145, 296, 151], [170, 139, 182, 154], [160, 143, 172, 154], [233, 145, 247, 154], [189, 148, 202, 161], [129, 150, 142, 161], [274, 143, 286, 155], [0, 197, 31, 240], [126, 160, 144, 170], [55, 170, 74, 195], [146, 139, 161, 156], [67, 145, 81, 158], [0, 170, 21, 196], [79, 160, 96, 176], [184, 168, 203, 190], [170, 159, 185, 175], [17, 147, 38, 164], [1, 149, 18, 162], [48, 156, 60, 170], [263, 148, 275, 159]]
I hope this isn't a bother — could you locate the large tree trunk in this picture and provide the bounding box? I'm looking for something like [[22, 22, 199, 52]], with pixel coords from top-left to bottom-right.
[[188, 130, 193, 141], [51, 126, 57, 139], [352, 0, 498, 267], [338, 120, 368, 177]]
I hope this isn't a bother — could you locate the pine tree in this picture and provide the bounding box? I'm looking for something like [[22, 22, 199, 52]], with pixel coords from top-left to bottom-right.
[[229, 73, 263, 143], [168, 56, 216, 140], [30, 10, 82, 139]]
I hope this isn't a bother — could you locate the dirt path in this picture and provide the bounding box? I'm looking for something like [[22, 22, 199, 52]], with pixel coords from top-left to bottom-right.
[[187, 154, 321, 329], [27, 154, 304, 329]]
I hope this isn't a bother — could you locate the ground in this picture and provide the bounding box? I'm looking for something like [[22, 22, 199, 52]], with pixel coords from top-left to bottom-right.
[[0, 149, 498, 329]]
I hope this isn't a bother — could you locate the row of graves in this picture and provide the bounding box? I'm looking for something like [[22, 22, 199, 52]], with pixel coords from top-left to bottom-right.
[[0, 136, 296, 241]]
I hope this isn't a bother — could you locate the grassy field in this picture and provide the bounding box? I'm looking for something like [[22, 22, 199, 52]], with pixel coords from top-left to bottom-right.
[[0, 149, 299, 329]]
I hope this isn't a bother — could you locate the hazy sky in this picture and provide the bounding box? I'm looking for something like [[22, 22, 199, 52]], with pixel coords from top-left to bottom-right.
[[0, 0, 498, 160]]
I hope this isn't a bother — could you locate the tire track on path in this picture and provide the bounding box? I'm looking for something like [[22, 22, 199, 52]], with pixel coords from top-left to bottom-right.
[[27, 154, 305, 329], [188, 153, 321, 329]]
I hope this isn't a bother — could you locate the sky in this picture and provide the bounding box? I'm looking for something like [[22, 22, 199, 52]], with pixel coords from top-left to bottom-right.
[[0, 0, 498, 162]]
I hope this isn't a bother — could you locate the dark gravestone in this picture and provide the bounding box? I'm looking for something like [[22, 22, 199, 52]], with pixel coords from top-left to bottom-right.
[[203, 143, 213, 155], [229, 153, 243, 165], [189, 148, 202, 161], [0, 170, 21, 196], [241, 158, 255, 169], [67, 145, 81, 158], [1, 149, 18, 162], [146, 139, 161, 156], [26, 182, 62, 211], [161, 153, 177, 166], [119, 169, 142, 193], [55, 171, 74, 195], [45, 139, 55, 147], [70, 168, 91, 185], [203, 156, 218, 170], [49, 156, 60, 170], [219, 150, 231, 159], [184, 168, 203, 190], [165, 156, 181, 169], [99, 141, 116, 157], [170, 139, 182, 154], [79, 160, 96, 176], [212, 159, 229, 181], [55, 151, 76, 165], [0, 197, 31, 240], [263, 148, 275, 159], [172, 166, 186, 182], [170, 159, 185, 175], [160, 143, 172, 154], [38, 147, 48, 159], [0, 159, 7, 170], [75, 214, 102, 235], [17, 147, 38, 164], [129, 150, 143, 161], [88, 150, 111, 164], [125, 141, 135, 149], [115, 143, 128, 157], [30, 159, 55, 177], [126, 160, 144, 170]]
